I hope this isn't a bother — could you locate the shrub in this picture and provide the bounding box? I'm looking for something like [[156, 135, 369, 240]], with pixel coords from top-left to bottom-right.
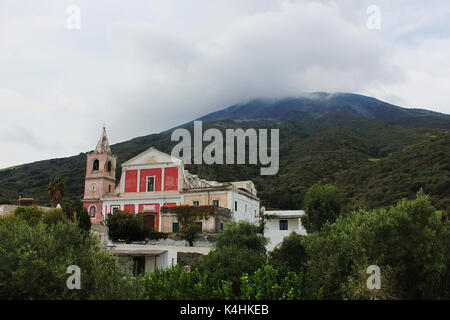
[[62, 200, 91, 232], [303, 190, 449, 299], [180, 223, 201, 246], [215, 221, 268, 254], [301, 182, 343, 233], [13, 206, 45, 226], [269, 232, 307, 276], [107, 211, 145, 242], [144, 228, 169, 240], [0, 216, 140, 299], [42, 208, 67, 226]]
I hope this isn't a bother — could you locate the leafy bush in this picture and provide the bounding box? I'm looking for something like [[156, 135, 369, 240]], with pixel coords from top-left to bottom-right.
[[141, 265, 219, 300], [198, 245, 266, 295], [13, 206, 45, 226], [240, 265, 303, 300], [0, 215, 140, 299], [301, 182, 343, 233], [180, 223, 201, 246], [303, 190, 449, 299], [269, 232, 307, 276], [144, 228, 169, 240], [215, 221, 268, 254], [141, 263, 304, 300], [62, 200, 91, 232], [42, 208, 67, 226], [193, 221, 269, 296], [107, 210, 145, 242]]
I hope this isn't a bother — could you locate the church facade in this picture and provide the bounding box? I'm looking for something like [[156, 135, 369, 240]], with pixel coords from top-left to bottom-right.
[[82, 128, 260, 232]]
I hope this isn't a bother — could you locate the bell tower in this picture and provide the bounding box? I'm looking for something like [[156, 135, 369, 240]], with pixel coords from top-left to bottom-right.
[[82, 126, 117, 222]]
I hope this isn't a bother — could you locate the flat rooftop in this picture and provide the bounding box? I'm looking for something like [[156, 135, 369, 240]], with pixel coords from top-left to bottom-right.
[[108, 244, 211, 255], [265, 210, 305, 219]]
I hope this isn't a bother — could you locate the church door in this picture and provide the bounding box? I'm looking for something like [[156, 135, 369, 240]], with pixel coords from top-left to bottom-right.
[[144, 214, 156, 230]]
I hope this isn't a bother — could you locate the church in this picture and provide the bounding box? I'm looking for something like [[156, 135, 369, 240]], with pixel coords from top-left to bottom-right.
[[82, 127, 260, 233]]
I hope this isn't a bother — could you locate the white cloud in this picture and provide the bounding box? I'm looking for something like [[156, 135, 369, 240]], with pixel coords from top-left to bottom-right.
[[0, 0, 449, 168]]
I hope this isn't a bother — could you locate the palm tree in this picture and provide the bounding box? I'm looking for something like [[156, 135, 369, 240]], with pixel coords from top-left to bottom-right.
[[47, 177, 67, 207]]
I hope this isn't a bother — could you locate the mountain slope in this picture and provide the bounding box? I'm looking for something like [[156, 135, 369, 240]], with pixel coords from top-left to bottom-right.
[[199, 93, 450, 129], [335, 133, 450, 210], [0, 93, 448, 211]]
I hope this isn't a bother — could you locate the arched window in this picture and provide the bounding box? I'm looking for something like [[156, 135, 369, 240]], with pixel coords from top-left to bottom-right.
[[107, 161, 112, 172], [89, 205, 96, 218], [92, 159, 99, 171], [108, 185, 111, 193]]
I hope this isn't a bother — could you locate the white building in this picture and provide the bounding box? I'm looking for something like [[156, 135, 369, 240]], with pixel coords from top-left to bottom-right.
[[263, 210, 307, 251], [109, 244, 210, 275]]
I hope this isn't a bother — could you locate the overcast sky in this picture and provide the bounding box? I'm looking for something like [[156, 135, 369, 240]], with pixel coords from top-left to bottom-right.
[[1, 0, 449, 169]]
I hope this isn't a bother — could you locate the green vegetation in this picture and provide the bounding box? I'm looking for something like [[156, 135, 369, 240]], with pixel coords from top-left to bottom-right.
[[106, 210, 168, 242], [300, 182, 343, 233], [12, 203, 91, 232], [1, 193, 448, 299], [46, 176, 67, 207], [0, 210, 137, 299], [335, 134, 450, 210], [303, 190, 449, 299], [107, 210, 145, 242], [268, 232, 307, 276]]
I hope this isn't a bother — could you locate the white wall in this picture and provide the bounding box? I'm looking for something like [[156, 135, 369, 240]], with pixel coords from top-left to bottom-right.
[[265, 217, 307, 252], [230, 190, 259, 224], [145, 250, 177, 273]]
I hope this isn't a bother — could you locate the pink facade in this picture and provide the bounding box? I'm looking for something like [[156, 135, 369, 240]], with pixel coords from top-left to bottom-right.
[[84, 200, 104, 223], [139, 168, 162, 192], [124, 204, 136, 213], [164, 167, 178, 191], [125, 170, 138, 193]]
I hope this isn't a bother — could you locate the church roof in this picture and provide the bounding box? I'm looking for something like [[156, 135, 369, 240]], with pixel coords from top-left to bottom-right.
[[94, 127, 112, 155]]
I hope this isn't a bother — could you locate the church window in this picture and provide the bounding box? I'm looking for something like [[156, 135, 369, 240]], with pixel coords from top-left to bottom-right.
[[89, 205, 96, 218], [107, 161, 112, 172], [147, 176, 155, 192], [92, 159, 99, 171]]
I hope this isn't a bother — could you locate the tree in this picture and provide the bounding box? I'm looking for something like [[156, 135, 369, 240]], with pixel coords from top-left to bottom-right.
[[47, 176, 67, 207], [215, 221, 268, 254], [198, 221, 269, 295], [303, 190, 449, 299], [13, 205, 45, 226], [161, 204, 214, 246], [107, 210, 145, 243], [301, 182, 343, 233], [62, 200, 91, 232], [14, 203, 91, 232], [198, 245, 266, 296], [269, 232, 307, 276], [240, 265, 304, 300], [0, 214, 140, 299], [180, 223, 201, 247]]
